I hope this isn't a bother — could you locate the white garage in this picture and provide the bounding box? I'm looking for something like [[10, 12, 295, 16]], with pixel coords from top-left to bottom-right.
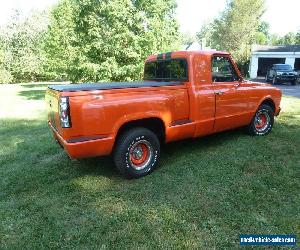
[[249, 45, 300, 79]]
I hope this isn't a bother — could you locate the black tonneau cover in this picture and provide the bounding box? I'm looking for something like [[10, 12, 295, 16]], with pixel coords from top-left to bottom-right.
[[48, 81, 184, 92]]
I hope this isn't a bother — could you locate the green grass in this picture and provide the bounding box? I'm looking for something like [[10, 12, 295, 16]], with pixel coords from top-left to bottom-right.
[[0, 83, 299, 249]]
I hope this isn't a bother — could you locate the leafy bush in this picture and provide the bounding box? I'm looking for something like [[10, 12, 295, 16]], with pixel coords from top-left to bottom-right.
[[0, 67, 13, 83], [0, 10, 49, 83], [44, 0, 180, 83]]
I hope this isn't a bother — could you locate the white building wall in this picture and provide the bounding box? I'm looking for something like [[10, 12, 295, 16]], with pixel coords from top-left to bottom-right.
[[285, 57, 295, 67], [249, 56, 258, 79]]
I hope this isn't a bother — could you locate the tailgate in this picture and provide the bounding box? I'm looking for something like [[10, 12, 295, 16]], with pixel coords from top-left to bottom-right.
[[45, 88, 61, 132]]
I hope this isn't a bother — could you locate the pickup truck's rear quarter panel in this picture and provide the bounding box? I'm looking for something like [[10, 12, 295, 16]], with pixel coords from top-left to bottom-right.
[[63, 85, 190, 155]]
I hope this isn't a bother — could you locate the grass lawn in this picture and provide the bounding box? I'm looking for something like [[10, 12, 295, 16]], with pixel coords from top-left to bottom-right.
[[0, 83, 299, 249]]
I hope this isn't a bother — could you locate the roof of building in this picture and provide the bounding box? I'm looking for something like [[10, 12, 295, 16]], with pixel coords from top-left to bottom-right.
[[252, 45, 300, 53]]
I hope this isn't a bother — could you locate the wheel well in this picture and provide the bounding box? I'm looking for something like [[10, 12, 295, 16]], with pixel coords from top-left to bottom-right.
[[116, 118, 165, 143], [261, 99, 275, 112]]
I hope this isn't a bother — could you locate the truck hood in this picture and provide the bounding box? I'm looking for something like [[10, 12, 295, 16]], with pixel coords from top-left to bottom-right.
[[246, 80, 274, 88], [275, 70, 297, 74]]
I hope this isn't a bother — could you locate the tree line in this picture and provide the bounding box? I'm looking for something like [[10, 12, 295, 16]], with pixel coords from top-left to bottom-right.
[[196, 0, 300, 75], [0, 0, 299, 83], [0, 0, 180, 83]]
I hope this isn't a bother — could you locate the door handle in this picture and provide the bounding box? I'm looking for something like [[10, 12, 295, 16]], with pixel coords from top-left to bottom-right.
[[215, 91, 224, 95]]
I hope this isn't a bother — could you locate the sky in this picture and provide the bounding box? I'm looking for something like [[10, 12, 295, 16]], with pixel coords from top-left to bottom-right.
[[177, 0, 300, 36], [0, 0, 299, 36]]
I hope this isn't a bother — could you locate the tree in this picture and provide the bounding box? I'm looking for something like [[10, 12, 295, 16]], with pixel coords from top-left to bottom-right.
[[43, 0, 77, 80], [269, 32, 298, 45], [196, 22, 214, 47], [181, 32, 197, 47], [269, 33, 281, 45], [258, 21, 270, 38], [197, 0, 265, 64], [0, 10, 49, 83], [296, 31, 300, 44], [281, 32, 297, 45], [255, 21, 270, 44], [0, 35, 13, 83], [44, 0, 180, 82], [255, 32, 267, 45]]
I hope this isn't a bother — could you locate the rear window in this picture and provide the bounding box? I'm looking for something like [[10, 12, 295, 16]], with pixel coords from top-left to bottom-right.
[[274, 64, 292, 70], [144, 59, 188, 81]]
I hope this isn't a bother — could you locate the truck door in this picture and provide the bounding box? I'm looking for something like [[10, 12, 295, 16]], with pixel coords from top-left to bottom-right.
[[212, 56, 249, 132], [192, 55, 216, 137]]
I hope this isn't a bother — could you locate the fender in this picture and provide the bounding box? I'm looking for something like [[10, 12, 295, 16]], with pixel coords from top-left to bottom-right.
[[112, 112, 169, 138], [257, 95, 276, 112]]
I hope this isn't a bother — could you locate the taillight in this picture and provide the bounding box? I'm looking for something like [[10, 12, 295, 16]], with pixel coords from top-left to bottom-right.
[[59, 97, 71, 128]]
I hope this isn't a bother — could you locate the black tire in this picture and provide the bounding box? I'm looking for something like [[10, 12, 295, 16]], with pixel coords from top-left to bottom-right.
[[113, 127, 160, 178], [291, 80, 296, 86], [247, 104, 274, 136]]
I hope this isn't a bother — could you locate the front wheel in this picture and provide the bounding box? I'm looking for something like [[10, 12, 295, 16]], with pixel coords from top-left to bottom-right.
[[113, 127, 160, 178], [247, 104, 274, 136]]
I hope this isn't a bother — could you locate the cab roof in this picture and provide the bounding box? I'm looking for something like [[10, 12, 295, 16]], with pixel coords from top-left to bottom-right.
[[146, 50, 230, 61]]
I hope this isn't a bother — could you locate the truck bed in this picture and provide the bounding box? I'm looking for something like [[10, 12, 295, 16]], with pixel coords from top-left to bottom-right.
[[48, 81, 184, 92]]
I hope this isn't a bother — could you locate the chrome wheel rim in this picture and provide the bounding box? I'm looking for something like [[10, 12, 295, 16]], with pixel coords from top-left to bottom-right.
[[129, 140, 153, 171], [254, 110, 270, 132]]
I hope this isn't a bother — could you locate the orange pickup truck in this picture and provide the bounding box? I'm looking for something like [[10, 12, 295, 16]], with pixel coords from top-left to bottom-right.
[[46, 50, 282, 178]]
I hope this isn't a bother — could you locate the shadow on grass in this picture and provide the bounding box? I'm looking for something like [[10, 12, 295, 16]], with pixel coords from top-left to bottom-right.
[[2, 115, 298, 180], [18, 83, 66, 100], [18, 89, 46, 100], [0, 118, 118, 178], [21, 83, 62, 89], [73, 130, 246, 179], [74, 156, 119, 178], [0, 117, 246, 179]]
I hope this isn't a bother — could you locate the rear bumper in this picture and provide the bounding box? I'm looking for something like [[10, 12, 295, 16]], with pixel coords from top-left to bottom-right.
[[49, 122, 114, 159]]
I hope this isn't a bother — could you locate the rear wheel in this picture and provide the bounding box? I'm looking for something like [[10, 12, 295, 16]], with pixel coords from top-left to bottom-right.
[[291, 80, 296, 86], [247, 104, 274, 136], [113, 127, 160, 178]]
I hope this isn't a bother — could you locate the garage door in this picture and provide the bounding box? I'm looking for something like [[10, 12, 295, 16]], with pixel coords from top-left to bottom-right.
[[257, 58, 285, 76], [294, 58, 300, 71]]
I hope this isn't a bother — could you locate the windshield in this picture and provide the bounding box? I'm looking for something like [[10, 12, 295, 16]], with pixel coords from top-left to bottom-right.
[[144, 59, 188, 81], [274, 64, 292, 71]]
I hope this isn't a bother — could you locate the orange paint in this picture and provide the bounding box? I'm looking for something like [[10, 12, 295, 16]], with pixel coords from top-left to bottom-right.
[[45, 50, 282, 159]]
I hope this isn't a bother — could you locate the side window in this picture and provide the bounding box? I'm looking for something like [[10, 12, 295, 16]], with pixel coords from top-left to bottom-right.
[[212, 56, 239, 82]]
